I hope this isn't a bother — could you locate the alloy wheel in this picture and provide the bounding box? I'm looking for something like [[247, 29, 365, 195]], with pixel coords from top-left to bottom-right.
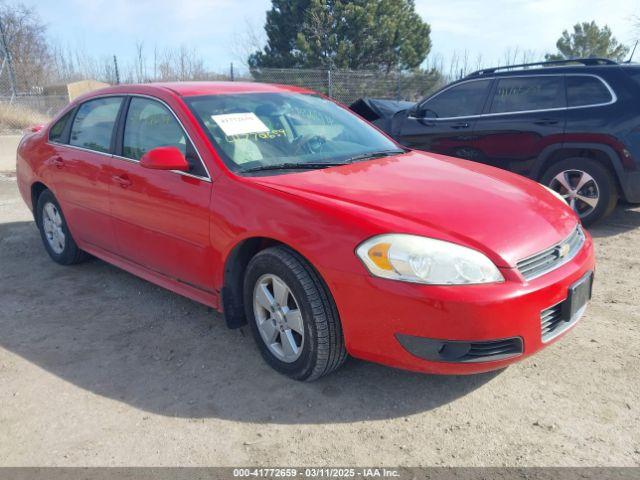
[[549, 169, 600, 219], [42, 202, 65, 254], [253, 273, 304, 363]]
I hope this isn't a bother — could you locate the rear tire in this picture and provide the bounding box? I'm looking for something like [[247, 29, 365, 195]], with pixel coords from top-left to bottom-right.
[[540, 157, 617, 226], [36, 189, 88, 265], [243, 246, 347, 381]]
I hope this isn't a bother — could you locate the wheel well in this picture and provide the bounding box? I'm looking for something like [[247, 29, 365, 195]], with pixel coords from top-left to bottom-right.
[[221, 237, 285, 329], [537, 147, 621, 195], [30, 182, 48, 221]]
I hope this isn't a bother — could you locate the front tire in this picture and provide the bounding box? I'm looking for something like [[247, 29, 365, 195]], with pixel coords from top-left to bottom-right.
[[243, 246, 347, 381], [540, 157, 617, 226], [36, 189, 88, 265]]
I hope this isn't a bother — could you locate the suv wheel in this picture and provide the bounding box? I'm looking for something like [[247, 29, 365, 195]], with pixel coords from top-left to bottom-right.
[[541, 158, 617, 226], [243, 246, 347, 381], [36, 190, 88, 265]]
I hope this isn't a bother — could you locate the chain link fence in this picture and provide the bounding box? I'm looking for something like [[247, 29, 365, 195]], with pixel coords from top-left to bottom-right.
[[0, 67, 444, 132], [248, 68, 442, 105]]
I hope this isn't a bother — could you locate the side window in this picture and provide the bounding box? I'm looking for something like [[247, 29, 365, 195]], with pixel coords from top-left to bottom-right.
[[123, 97, 206, 177], [49, 109, 73, 143], [489, 76, 565, 114], [567, 76, 612, 107], [420, 80, 491, 118], [69, 97, 123, 153]]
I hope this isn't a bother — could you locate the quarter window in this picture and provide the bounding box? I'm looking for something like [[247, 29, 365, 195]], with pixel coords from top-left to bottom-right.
[[69, 97, 123, 153], [420, 80, 491, 118], [49, 109, 73, 143], [123, 97, 206, 177], [489, 77, 565, 114], [567, 76, 612, 107]]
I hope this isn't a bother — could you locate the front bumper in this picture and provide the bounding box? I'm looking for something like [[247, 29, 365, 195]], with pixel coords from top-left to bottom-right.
[[327, 232, 595, 375]]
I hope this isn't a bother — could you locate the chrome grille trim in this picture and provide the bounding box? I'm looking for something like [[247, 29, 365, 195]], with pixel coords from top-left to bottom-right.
[[517, 225, 585, 281]]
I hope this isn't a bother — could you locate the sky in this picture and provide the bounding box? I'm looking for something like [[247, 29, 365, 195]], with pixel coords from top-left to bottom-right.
[[29, 0, 640, 74]]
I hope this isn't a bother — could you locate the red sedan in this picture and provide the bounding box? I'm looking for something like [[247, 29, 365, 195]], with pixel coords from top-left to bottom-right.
[[16, 82, 595, 380]]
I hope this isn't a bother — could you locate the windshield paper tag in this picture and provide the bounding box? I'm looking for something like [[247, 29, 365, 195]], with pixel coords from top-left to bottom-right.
[[211, 113, 269, 137]]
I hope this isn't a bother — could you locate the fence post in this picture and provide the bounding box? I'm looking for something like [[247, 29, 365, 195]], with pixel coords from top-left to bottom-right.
[[327, 69, 332, 98], [0, 16, 18, 100], [113, 55, 120, 85]]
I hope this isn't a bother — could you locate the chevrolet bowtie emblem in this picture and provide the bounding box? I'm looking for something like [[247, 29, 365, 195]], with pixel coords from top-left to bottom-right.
[[558, 243, 571, 258]]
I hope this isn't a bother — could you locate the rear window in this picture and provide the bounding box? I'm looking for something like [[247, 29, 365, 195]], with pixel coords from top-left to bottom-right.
[[489, 76, 565, 114], [566, 76, 613, 107], [420, 80, 491, 118], [48, 110, 73, 143], [69, 97, 123, 153]]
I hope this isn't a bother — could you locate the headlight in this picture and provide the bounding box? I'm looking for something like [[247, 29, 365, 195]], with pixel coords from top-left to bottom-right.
[[356, 234, 504, 285], [542, 184, 568, 205]]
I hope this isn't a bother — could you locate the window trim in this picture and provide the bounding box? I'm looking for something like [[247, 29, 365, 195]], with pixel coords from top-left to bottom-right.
[[48, 93, 211, 183], [410, 73, 616, 121]]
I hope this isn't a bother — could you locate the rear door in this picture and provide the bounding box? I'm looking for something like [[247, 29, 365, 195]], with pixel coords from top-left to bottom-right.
[[394, 79, 492, 160], [109, 95, 214, 290], [470, 75, 567, 176], [47, 96, 123, 251]]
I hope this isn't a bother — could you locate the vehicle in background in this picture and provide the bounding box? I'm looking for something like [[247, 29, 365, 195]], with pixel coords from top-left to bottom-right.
[[351, 58, 640, 226]]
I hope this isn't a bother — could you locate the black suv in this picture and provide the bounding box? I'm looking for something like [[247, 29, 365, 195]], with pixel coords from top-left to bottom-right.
[[357, 58, 640, 225]]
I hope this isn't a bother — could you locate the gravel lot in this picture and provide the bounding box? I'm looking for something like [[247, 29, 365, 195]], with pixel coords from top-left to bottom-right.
[[0, 167, 639, 467]]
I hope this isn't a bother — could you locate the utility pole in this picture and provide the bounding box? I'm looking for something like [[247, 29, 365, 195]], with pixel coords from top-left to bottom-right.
[[113, 55, 120, 85], [0, 15, 18, 99], [230, 62, 234, 81]]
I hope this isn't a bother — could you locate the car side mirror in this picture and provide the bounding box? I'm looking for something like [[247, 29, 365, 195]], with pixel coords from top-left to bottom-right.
[[411, 105, 437, 119], [140, 146, 189, 172]]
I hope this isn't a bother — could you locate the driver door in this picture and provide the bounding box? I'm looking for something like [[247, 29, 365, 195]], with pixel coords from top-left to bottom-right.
[[395, 79, 492, 161]]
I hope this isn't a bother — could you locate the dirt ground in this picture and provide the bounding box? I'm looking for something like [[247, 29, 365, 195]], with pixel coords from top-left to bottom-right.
[[0, 168, 639, 467]]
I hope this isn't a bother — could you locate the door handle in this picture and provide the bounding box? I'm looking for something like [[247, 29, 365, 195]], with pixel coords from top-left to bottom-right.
[[534, 119, 559, 126], [51, 156, 64, 169], [112, 174, 132, 188], [451, 122, 470, 129]]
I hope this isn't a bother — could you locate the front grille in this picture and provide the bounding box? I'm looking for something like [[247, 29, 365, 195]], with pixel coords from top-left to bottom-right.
[[460, 338, 523, 362], [540, 299, 587, 342], [517, 226, 585, 281], [540, 302, 564, 341]]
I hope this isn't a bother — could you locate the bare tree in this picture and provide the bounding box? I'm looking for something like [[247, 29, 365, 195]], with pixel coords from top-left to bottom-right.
[[134, 41, 147, 82], [231, 17, 266, 68], [0, 2, 52, 93]]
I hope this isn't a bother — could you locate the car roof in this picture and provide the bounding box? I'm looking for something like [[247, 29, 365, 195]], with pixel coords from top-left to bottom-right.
[[463, 63, 640, 80], [75, 81, 316, 102]]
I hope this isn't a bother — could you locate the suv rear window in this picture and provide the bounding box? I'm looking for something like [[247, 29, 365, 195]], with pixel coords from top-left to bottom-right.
[[489, 76, 565, 114], [566, 76, 612, 107], [420, 79, 491, 118]]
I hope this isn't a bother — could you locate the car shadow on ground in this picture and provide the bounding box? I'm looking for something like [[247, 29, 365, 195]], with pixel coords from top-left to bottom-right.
[[588, 202, 640, 238], [0, 220, 501, 424]]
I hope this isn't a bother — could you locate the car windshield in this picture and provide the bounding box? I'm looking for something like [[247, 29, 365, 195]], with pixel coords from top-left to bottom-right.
[[185, 92, 403, 173]]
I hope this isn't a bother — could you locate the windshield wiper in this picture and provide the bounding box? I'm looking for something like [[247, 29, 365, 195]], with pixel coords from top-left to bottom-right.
[[343, 149, 406, 163], [239, 162, 348, 174]]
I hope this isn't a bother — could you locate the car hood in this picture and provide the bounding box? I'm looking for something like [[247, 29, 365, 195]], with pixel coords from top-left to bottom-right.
[[249, 150, 578, 268]]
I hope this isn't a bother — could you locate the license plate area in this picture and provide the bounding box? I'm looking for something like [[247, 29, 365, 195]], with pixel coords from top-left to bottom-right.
[[562, 271, 594, 321]]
